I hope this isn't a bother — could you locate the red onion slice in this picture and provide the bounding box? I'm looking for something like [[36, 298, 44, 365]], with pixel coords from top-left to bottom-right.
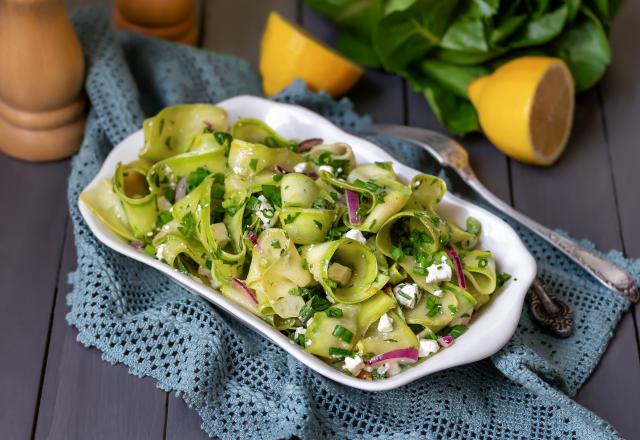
[[232, 277, 258, 304], [345, 190, 361, 225], [296, 138, 323, 152], [246, 231, 259, 249], [438, 335, 454, 348], [274, 165, 289, 174], [174, 176, 187, 202], [446, 246, 467, 290], [367, 348, 419, 366], [203, 120, 213, 131]]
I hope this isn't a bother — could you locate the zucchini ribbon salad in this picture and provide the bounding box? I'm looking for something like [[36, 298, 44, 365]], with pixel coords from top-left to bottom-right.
[[82, 104, 511, 380]]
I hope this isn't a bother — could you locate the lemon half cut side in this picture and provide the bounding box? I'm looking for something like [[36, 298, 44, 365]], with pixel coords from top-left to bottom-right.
[[469, 57, 575, 166]]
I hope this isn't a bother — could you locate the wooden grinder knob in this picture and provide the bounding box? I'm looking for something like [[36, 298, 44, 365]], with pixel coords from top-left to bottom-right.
[[0, 0, 87, 162], [113, 0, 199, 46]]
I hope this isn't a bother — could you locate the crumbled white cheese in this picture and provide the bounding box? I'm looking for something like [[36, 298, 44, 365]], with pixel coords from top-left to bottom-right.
[[425, 262, 452, 284], [418, 339, 440, 358], [377, 313, 394, 333], [432, 289, 443, 297], [377, 361, 401, 377], [318, 165, 334, 174], [293, 327, 307, 340], [441, 255, 448, 263], [155, 244, 165, 260], [343, 354, 364, 376], [255, 195, 277, 229], [393, 283, 420, 308], [343, 229, 366, 244], [293, 162, 310, 173], [232, 166, 243, 175], [305, 338, 312, 347]]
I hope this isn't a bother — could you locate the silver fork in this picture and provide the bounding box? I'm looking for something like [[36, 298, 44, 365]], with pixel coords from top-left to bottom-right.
[[371, 124, 639, 305]]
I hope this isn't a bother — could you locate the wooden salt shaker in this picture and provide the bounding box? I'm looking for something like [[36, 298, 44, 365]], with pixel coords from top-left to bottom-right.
[[0, 0, 87, 162], [113, 0, 199, 46]]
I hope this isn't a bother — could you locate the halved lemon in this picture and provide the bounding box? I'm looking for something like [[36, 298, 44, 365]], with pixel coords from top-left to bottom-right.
[[260, 12, 363, 98], [468, 56, 575, 166]]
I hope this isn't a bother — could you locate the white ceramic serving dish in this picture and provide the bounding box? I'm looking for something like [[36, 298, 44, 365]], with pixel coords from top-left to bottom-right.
[[79, 95, 536, 391]]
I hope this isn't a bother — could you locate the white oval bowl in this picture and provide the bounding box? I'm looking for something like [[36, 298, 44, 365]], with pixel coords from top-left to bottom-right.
[[78, 95, 536, 391]]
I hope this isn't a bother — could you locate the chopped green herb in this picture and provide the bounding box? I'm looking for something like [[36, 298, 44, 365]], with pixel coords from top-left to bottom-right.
[[284, 212, 301, 224], [143, 244, 156, 257], [374, 161, 393, 171], [390, 246, 404, 262], [328, 347, 354, 360], [325, 278, 338, 289], [448, 325, 467, 339], [329, 191, 339, 201], [249, 158, 259, 171], [271, 239, 281, 249], [273, 173, 283, 182], [164, 136, 173, 150], [175, 256, 188, 274], [327, 225, 349, 240], [162, 186, 175, 203], [426, 295, 441, 317], [261, 184, 281, 208], [213, 131, 231, 146], [299, 291, 332, 322], [496, 272, 512, 288], [448, 304, 457, 316], [246, 196, 259, 211], [372, 369, 387, 380], [178, 212, 196, 238], [332, 325, 353, 343], [294, 332, 306, 347], [157, 211, 173, 227], [312, 198, 335, 210], [326, 307, 343, 318], [187, 167, 210, 192], [313, 220, 323, 230]]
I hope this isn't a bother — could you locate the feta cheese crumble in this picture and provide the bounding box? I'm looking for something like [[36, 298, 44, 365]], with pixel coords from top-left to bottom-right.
[[393, 283, 420, 308], [343, 228, 366, 244], [377, 313, 394, 333], [432, 289, 443, 297], [377, 361, 401, 377], [294, 327, 307, 339], [425, 262, 452, 284], [155, 244, 166, 260], [344, 354, 364, 376], [293, 162, 310, 173], [255, 195, 277, 229], [418, 339, 440, 357], [318, 165, 334, 174]]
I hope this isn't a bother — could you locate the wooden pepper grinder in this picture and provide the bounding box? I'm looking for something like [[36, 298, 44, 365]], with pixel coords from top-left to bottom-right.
[[0, 0, 87, 162], [113, 0, 199, 46]]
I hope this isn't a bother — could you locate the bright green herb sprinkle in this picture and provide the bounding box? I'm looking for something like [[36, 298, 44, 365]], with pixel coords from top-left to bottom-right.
[[332, 325, 354, 343]]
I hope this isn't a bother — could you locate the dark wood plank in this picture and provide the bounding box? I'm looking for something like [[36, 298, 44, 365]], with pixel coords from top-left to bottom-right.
[[201, 0, 298, 70], [165, 395, 211, 440], [0, 156, 69, 440], [510, 89, 640, 440], [598, 0, 640, 347], [33, 221, 167, 440]]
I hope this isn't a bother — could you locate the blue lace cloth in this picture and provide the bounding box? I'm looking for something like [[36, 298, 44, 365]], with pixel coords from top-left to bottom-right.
[[67, 11, 638, 439]]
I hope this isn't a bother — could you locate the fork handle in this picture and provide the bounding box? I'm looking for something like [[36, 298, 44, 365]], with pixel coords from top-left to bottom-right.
[[464, 173, 639, 302]]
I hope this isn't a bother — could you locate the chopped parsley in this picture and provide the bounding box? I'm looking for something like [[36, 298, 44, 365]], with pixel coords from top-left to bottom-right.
[[157, 211, 173, 227], [273, 173, 283, 182], [325, 278, 338, 289], [271, 239, 281, 249], [163, 186, 175, 202], [426, 295, 441, 317], [213, 131, 231, 146], [313, 220, 323, 230], [448, 304, 457, 316], [178, 212, 196, 238], [186, 167, 210, 192], [374, 161, 393, 171], [261, 184, 281, 208], [496, 272, 512, 288], [476, 256, 488, 268], [249, 158, 259, 171], [328, 347, 354, 360], [372, 369, 387, 380], [284, 212, 302, 224], [326, 307, 343, 318], [327, 225, 349, 240], [143, 244, 156, 257]]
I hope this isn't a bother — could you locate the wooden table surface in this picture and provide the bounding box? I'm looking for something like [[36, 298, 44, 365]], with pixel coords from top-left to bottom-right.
[[1, 1, 639, 439]]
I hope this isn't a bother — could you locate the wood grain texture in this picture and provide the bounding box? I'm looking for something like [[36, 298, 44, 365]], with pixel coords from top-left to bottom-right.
[[509, 89, 640, 439], [0, 156, 69, 440], [33, 222, 167, 440]]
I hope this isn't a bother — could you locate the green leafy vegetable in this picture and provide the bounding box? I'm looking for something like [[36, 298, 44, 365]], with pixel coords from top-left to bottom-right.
[[305, 0, 618, 134]]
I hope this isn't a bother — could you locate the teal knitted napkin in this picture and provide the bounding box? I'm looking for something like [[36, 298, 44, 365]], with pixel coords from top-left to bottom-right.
[[67, 10, 638, 440]]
